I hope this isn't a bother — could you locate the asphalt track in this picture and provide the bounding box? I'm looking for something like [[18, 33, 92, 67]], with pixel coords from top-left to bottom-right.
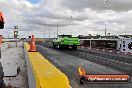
[[36, 43, 132, 88]]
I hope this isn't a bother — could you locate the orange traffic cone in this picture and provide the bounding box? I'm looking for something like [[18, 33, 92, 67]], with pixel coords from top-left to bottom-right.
[[28, 35, 37, 52]]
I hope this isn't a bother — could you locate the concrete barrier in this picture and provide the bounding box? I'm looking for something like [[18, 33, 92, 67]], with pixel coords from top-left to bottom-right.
[[24, 43, 70, 88]]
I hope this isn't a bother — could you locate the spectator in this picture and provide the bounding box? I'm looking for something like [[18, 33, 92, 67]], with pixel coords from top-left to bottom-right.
[[0, 11, 5, 29]]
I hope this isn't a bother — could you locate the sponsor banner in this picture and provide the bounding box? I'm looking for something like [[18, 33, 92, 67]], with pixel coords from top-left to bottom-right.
[[84, 75, 130, 83]]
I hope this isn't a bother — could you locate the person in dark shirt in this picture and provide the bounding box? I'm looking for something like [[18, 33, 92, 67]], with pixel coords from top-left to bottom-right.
[[0, 11, 5, 29]]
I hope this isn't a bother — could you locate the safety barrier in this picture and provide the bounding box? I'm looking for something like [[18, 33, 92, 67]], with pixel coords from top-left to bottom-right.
[[24, 43, 70, 88]]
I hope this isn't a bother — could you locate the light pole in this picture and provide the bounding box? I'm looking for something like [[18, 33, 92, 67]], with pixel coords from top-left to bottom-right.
[[54, 32, 56, 38], [49, 24, 51, 38], [105, 23, 106, 38], [43, 31, 45, 38], [121, 25, 127, 38], [104, 0, 109, 38], [43, 26, 45, 38], [57, 24, 58, 37], [104, 22, 108, 38], [69, 16, 73, 35]]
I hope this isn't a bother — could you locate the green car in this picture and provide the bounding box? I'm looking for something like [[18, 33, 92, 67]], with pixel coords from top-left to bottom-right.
[[52, 35, 80, 50]]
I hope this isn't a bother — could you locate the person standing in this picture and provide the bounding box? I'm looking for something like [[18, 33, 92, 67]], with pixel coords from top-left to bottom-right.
[[0, 11, 4, 29], [0, 11, 4, 46], [0, 11, 6, 88]]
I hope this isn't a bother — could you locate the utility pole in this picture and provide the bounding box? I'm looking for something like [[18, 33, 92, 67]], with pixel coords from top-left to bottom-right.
[[43, 28, 45, 38], [69, 16, 73, 36], [105, 23, 106, 38], [54, 32, 55, 38], [104, 0, 108, 38], [57, 24, 58, 37], [49, 25, 50, 38]]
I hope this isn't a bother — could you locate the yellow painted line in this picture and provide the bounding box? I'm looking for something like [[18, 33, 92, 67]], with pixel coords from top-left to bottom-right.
[[24, 43, 70, 88]]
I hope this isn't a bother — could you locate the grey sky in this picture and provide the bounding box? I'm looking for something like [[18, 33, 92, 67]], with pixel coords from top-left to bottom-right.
[[0, 0, 132, 38]]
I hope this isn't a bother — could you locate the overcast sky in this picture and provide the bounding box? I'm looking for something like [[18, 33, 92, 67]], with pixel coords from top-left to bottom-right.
[[0, 0, 132, 38]]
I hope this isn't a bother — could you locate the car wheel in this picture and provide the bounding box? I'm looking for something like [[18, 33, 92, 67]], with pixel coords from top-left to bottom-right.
[[53, 43, 56, 48], [72, 45, 77, 50]]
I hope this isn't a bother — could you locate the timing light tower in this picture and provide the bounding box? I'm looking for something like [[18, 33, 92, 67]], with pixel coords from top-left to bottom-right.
[[14, 26, 18, 38]]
